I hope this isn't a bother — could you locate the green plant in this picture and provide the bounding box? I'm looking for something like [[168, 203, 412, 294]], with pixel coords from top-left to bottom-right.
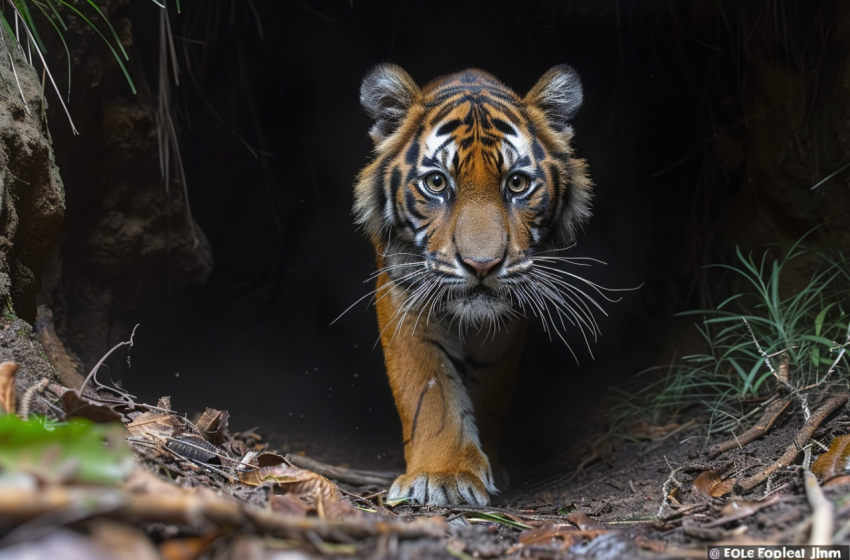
[[0, 0, 146, 133], [611, 236, 850, 434], [0, 414, 134, 484]]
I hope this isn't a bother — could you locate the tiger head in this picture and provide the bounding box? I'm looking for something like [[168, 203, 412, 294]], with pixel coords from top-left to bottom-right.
[[354, 65, 592, 328]]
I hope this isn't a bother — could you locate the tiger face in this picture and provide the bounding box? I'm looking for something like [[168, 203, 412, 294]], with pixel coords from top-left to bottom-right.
[[355, 65, 592, 329]]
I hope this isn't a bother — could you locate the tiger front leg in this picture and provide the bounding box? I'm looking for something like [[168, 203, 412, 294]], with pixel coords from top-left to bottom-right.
[[376, 282, 495, 506]]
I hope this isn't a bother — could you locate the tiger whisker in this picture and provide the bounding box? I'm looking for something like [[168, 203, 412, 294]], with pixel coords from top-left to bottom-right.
[[530, 270, 604, 332], [531, 262, 627, 302], [332, 268, 428, 325], [367, 260, 427, 280], [380, 275, 439, 350]]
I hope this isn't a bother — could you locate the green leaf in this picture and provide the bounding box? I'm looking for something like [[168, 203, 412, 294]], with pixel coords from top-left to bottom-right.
[[466, 512, 530, 530], [814, 303, 838, 337], [0, 414, 134, 485]]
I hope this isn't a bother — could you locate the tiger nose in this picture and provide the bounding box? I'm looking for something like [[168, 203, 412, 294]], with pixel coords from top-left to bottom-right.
[[462, 257, 502, 278]]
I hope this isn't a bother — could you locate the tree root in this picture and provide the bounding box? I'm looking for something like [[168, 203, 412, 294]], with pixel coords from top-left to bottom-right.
[[738, 394, 848, 491], [706, 397, 792, 459]]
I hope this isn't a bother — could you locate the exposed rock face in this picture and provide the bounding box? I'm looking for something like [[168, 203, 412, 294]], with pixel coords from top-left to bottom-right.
[[0, 27, 66, 325], [35, 2, 213, 370]]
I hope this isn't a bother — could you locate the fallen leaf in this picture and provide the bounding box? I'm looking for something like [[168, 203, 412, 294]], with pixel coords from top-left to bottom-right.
[[621, 419, 681, 440], [156, 396, 172, 411], [693, 470, 736, 498], [159, 534, 218, 560], [270, 493, 311, 516], [635, 535, 667, 552], [195, 407, 230, 445], [122, 467, 185, 497], [0, 361, 17, 414], [256, 451, 287, 467], [89, 519, 160, 560], [60, 390, 122, 423], [517, 523, 580, 548], [566, 512, 602, 530], [811, 434, 850, 482], [507, 522, 612, 555], [704, 494, 780, 527], [127, 412, 184, 443], [237, 463, 341, 502]]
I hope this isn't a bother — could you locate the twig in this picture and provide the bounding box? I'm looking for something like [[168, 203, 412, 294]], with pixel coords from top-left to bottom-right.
[[77, 325, 138, 397], [287, 454, 397, 488], [738, 394, 848, 491], [742, 318, 794, 392], [804, 470, 833, 545], [0, 485, 446, 542], [706, 397, 791, 459]]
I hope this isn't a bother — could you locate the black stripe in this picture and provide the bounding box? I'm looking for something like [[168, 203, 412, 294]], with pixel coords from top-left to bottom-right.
[[432, 340, 467, 381], [491, 118, 516, 136], [436, 119, 462, 136], [404, 188, 428, 221], [405, 141, 420, 165]]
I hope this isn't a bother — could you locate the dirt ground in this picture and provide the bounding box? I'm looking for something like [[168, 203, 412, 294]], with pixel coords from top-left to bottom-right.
[[2, 314, 850, 559]]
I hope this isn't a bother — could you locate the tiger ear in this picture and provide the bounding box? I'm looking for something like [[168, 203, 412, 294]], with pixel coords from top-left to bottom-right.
[[360, 64, 421, 143], [525, 65, 583, 132]]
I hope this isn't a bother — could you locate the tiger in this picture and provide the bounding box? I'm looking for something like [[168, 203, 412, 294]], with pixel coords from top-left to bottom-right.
[[353, 64, 593, 506]]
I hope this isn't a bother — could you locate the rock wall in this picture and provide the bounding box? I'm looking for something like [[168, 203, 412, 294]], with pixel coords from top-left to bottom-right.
[[0, 27, 65, 324]]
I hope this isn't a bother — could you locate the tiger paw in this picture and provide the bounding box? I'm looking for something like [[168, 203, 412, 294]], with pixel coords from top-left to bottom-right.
[[387, 471, 491, 506]]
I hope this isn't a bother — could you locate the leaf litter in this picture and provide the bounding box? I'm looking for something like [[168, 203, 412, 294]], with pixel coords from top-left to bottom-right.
[[4, 315, 850, 557]]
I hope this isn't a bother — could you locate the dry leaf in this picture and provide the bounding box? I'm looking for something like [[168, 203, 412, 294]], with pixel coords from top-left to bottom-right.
[[693, 470, 736, 498], [270, 493, 311, 516], [60, 390, 122, 423], [123, 467, 185, 497], [517, 524, 580, 548], [667, 486, 681, 506], [195, 407, 230, 445], [635, 536, 667, 552], [127, 412, 184, 443], [621, 419, 681, 440], [566, 512, 602, 530], [811, 434, 850, 482], [0, 361, 17, 414], [159, 534, 218, 560], [704, 494, 780, 527], [237, 464, 341, 502], [256, 452, 287, 468], [156, 396, 172, 411], [89, 519, 160, 560]]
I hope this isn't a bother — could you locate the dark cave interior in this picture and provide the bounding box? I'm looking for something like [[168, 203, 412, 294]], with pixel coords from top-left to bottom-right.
[[32, 0, 850, 476]]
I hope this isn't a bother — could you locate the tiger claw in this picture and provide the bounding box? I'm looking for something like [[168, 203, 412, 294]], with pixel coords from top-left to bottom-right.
[[388, 471, 490, 506]]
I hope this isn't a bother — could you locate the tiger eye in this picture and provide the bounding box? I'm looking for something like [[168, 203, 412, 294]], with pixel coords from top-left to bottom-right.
[[424, 172, 447, 193], [507, 173, 530, 193]]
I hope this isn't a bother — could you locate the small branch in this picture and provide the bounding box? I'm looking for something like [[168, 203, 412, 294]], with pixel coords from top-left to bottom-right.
[[804, 470, 833, 545], [738, 394, 848, 491], [742, 318, 794, 391], [706, 397, 791, 459], [0, 485, 445, 542], [287, 455, 397, 488], [77, 325, 138, 396]]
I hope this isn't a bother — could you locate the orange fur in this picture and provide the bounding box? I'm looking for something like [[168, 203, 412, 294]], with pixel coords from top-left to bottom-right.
[[354, 65, 592, 505]]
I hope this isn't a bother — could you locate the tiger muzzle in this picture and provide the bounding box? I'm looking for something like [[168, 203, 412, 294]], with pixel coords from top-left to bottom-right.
[[454, 203, 508, 280]]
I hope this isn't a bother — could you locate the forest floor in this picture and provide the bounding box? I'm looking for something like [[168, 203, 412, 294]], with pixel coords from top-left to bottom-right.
[[2, 315, 850, 559]]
